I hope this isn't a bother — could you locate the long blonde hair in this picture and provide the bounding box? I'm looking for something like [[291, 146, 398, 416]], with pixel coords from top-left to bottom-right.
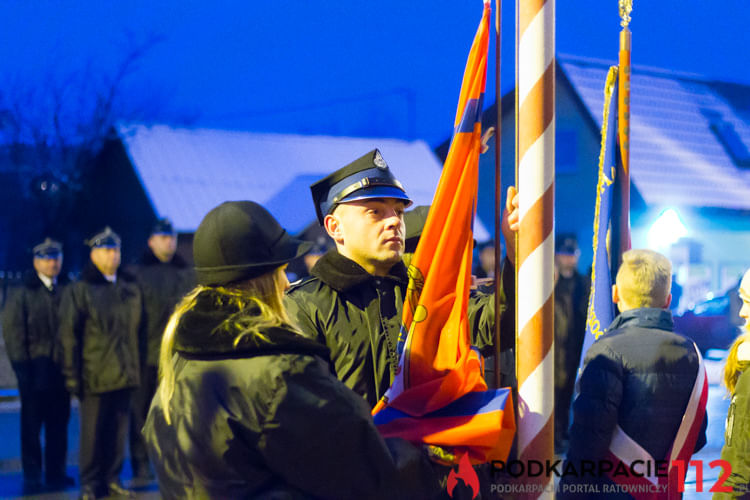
[[724, 329, 750, 396], [158, 266, 291, 424]]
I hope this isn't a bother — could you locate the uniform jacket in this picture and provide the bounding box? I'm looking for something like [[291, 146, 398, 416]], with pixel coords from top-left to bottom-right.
[[58, 263, 144, 396], [554, 270, 589, 389], [562, 308, 707, 498], [715, 356, 750, 499], [143, 288, 439, 500], [127, 250, 194, 367], [284, 250, 514, 408], [1, 271, 68, 390]]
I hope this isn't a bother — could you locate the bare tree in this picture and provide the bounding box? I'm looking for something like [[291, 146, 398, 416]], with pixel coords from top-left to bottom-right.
[[0, 33, 192, 268]]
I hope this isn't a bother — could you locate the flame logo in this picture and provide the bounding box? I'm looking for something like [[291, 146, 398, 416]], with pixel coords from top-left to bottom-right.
[[447, 452, 479, 499]]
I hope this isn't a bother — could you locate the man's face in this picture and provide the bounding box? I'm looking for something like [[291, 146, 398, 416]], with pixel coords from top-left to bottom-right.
[[479, 246, 495, 274], [33, 256, 62, 279], [326, 198, 406, 275], [90, 247, 121, 276], [148, 234, 177, 263], [555, 252, 579, 278]]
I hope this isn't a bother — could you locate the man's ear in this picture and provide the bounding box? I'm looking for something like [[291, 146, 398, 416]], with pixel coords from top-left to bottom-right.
[[323, 214, 343, 244], [663, 293, 672, 309], [612, 284, 619, 304]]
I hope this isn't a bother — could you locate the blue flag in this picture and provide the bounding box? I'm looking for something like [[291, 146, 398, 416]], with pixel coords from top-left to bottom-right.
[[577, 67, 620, 377]]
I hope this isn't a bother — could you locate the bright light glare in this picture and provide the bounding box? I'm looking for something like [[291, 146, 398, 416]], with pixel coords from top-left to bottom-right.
[[647, 208, 688, 250]]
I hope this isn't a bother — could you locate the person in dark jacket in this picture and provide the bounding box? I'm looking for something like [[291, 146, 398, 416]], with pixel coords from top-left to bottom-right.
[[143, 200, 439, 500], [553, 234, 589, 454], [58, 227, 144, 500], [561, 249, 707, 499], [285, 149, 519, 409], [126, 218, 193, 481], [1, 238, 73, 493], [715, 268, 750, 499]]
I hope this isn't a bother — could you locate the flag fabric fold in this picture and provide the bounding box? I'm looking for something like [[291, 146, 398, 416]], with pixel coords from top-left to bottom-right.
[[578, 66, 621, 377], [371, 0, 514, 464]]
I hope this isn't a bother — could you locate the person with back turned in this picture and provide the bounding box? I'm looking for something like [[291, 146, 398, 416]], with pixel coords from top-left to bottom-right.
[[142, 200, 440, 499], [561, 249, 707, 498]]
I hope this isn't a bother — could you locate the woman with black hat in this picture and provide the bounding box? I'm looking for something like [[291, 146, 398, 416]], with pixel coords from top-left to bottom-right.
[[142, 201, 438, 500]]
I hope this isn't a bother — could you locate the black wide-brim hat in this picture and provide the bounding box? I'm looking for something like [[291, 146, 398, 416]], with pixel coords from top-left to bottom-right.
[[193, 201, 312, 286]]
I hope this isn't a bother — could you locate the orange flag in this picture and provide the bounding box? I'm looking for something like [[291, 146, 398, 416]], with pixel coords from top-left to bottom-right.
[[372, 0, 514, 464]]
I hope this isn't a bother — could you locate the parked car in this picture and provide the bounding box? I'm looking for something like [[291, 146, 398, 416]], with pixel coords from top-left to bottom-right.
[[674, 288, 743, 353]]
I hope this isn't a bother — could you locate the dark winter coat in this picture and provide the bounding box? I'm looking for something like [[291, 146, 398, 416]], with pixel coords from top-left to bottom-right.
[[715, 357, 750, 499], [284, 250, 514, 408], [561, 308, 707, 498], [142, 288, 439, 500], [1, 271, 68, 390], [554, 270, 589, 389], [128, 250, 194, 367], [58, 263, 144, 396]]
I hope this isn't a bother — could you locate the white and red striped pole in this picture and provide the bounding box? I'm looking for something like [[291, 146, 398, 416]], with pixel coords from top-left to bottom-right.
[[516, 0, 555, 496]]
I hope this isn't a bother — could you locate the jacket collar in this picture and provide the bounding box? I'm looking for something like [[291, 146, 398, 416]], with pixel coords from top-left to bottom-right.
[[607, 307, 674, 333], [81, 262, 134, 285], [174, 288, 331, 361], [22, 270, 68, 290], [139, 248, 188, 268], [310, 250, 409, 292]]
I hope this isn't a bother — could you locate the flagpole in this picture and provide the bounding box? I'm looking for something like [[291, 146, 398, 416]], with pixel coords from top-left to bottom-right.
[[493, 0, 503, 388], [516, 0, 555, 495], [611, 0, 632, 275]]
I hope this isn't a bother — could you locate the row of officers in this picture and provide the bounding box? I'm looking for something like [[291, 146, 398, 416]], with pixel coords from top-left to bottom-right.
[[1, 149, 593, 499], [1, 219, 193, 497]]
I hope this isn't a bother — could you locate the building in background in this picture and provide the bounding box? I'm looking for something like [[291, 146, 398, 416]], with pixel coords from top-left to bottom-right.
[[439, 56, 750, 315]]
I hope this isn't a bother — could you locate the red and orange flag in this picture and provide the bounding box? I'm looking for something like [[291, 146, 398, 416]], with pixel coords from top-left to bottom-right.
[[372, 0, 514, 464]]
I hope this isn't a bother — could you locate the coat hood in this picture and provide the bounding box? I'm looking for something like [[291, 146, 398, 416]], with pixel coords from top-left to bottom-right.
[[174, 288, 331, 361]]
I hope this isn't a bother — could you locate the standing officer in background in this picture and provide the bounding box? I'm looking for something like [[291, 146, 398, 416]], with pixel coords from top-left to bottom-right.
[[2, 238, 73, 494], [127, 218, 193, 482], [59, 227, 144, 500], [553, 233, 589, 454], [285, 149, 519, 408]]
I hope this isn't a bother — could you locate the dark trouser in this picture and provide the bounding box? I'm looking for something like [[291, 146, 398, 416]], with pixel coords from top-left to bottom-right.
[[554, 381, 575, 451], [79, 388, 131, 494], [15, 361, 71, 483], [129, 364, 157, 476]]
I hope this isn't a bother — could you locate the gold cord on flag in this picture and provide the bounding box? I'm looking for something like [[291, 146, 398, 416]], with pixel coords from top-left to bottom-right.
[[587, 67, 618, 341], [619, 0, 633, 28]]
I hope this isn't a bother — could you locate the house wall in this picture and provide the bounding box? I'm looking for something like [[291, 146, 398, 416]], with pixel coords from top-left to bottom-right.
[[632, 206, 750, 309]]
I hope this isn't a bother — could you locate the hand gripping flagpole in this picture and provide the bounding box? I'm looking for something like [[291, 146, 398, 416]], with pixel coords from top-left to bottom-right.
[[516, 0, 555, 496]]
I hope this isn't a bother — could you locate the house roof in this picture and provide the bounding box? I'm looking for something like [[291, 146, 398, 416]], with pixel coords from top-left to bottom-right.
[[559, 55, 750, 211], [116, 124, 489, 239]]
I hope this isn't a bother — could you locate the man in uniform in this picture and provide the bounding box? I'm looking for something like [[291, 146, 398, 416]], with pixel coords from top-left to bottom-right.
[[59, 227, 143, 499], [127, 218, 193, 481], [2, 238, 73, 493], [285, 149, 518, 408], [553, 233, 589, 454]]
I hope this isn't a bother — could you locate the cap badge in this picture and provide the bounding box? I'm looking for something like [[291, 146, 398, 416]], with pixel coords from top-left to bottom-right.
[[373, 150, 387, 169]]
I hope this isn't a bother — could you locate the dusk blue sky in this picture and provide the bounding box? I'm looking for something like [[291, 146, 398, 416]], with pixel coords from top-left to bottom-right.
[[0, 0, 747, 147]]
